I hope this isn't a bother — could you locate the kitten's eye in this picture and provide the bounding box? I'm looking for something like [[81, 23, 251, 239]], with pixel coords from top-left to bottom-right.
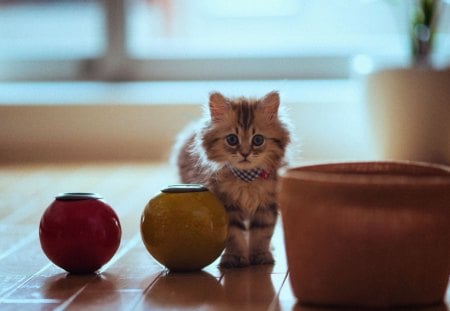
[[252, 134, 265, 146], [226, 134, 239, 146]]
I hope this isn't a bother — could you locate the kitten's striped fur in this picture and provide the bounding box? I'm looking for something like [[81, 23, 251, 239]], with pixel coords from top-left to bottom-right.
[[174, 91, 291, 268]]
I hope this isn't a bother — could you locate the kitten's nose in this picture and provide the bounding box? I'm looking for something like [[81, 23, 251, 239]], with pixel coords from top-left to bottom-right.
[[240, 151, 250, 159]]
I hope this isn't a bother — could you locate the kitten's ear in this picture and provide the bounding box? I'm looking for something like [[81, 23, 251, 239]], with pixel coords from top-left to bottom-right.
[[260, 91, 280, 121], [209, 92, 229, 122]]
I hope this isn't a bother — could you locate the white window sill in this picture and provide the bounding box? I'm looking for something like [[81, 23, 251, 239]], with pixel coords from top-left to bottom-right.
[[0, 80, 357, 106]]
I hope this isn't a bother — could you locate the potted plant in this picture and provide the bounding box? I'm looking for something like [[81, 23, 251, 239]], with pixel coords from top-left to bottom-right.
[[365, 0, 450, 165]]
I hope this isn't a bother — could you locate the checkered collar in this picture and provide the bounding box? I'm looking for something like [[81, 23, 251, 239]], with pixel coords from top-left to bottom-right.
[[227, 165, 271, 182]]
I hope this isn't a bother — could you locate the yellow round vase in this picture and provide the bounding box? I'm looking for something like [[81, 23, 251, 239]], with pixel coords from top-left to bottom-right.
[[140, 185, 228, 272]]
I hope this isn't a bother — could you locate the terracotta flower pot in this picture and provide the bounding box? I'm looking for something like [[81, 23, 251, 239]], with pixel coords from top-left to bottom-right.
[[366, 68, 450, 165], [278, 161, 450, 308]]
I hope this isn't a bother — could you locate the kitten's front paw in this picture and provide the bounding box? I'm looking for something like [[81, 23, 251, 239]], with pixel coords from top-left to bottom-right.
[[219, 254, 250, 269], [250, 251, 275, 266]]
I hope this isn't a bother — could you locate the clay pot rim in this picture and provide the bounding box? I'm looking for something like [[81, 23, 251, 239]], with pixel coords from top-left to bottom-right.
[[280, 161, 450, 186]]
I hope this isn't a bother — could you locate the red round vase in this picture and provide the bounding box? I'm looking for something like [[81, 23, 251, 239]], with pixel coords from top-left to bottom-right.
[[39, 193, 122, 274]]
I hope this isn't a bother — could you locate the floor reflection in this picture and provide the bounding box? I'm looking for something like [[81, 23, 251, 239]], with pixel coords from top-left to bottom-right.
[[42, 272, 119, 306], [143, 265, 279, 310], [220, 265, 279, 309], [144, 271, 224, 309]]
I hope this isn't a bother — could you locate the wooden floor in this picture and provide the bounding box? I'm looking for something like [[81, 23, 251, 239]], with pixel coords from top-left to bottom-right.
[[0, 163, 449, 311]]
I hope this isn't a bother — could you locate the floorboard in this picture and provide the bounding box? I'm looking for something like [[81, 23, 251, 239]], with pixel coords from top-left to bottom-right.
[[0, 163, 448, 310]]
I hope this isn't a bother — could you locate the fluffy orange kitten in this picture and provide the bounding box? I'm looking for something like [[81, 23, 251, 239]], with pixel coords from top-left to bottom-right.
[[174, 91, 291, 268]]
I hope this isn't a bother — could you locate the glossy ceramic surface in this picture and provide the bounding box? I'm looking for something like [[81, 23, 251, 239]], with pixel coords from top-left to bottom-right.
[[39, 193, 122, 274], [141, 185, 228, 272], [278, 161, 450, 308]]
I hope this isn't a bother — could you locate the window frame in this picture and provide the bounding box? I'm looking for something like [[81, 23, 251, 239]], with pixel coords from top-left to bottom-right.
[[1, 0, 448, 82], [0, 0, 355, 81]]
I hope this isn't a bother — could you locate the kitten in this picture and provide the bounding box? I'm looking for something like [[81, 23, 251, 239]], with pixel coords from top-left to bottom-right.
[[174, 91, 291, 268]]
